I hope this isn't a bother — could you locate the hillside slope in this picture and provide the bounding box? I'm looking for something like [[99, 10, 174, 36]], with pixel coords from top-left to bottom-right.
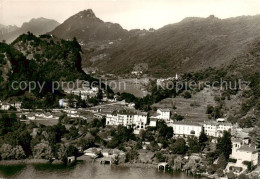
[[81, 15, 260, 77], [0, 33, 96, 108]]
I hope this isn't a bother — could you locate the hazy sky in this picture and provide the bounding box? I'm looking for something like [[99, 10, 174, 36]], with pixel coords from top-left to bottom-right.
[[0, 0, 259, 30]]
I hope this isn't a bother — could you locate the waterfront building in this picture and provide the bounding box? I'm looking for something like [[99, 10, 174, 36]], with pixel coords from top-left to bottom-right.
[[170, 121, 202, 137], [227, 138, 258, 174]]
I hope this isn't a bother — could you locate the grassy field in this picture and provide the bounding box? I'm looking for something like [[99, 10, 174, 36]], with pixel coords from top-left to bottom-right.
[[152, 88, 217, 122]]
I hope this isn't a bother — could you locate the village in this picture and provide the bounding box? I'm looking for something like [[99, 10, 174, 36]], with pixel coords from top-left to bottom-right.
[[0, 78, 259, 179]]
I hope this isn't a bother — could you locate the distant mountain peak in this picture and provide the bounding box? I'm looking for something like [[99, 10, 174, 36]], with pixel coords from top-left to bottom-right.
[[207, 15, 220, 20], [50, 9, 128, 42], [29, 17, 54, 22], [78, 9, 96, 18]]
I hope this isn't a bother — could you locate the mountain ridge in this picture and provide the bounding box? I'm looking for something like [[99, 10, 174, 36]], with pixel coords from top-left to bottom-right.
[[0, 18, 60, 43], [77, 13, 260, 77]]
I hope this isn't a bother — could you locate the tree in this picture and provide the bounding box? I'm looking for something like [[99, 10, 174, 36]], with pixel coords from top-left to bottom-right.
[[156, 120, 173, 140], [155, 151, 166, 162], [216, 168, 224, 177], [257, 134, 260, 156], [206, 105, 214, 114], [18, 131, 32, 157], [183, 91, 192, 99], [125, 149, 139, 162], [238, 174, 249, 179], [56, 144, 67, 163], [33, 142, 53, 160], [147, 141, 159, 152], [243, 161, 252, 171], [173, 114, 184, 121], [67, 126, 79, 140], [227, 172, 236, 179], [78, 133, 95, 150], [216, 131, 232, 159], [217, 153, 227, 169], [66, 145, 78, 157], [238, 117, 253, 128], [187, 136, 200, 153], [169, 138, 188, 154], [0, 144, 25, 160], [0, 113, 19, 136], [199, 129, 208, 144], [0, 144, 13, 159], [12, 145, 26, 159], [97, 89, 103, 101]]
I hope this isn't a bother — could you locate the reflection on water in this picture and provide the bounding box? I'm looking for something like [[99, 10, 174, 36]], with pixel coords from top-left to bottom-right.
[[0, 161, 206, 179], [0, 164, 26, 177], [33, 162, 79, 171]]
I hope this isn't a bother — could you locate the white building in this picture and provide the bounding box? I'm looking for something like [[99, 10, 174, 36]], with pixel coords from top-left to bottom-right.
[[84, 148, 102, 158], [203, 121, 232, 137], [101, 149, 125, 159], [59, 99, 69, 108], [1, 102, 10, 110], [149, 118, 157, 127], [66, 87, 98, 100], [10, 101, 22, 110], [106, 110, 148, 131], [64, 108, 78, 114], [227, 138, 258, 174], [170, 121, 202, 137], [150, 109, 171, 123], [131, 71, 142, 76], [43, 112, 53, 119], [27, 113, 36, 120]]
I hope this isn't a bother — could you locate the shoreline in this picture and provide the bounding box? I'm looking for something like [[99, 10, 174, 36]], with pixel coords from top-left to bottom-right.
[[0, 159, 50, 166], [0, 158, 211, 178], [116, 162, 158, 169]]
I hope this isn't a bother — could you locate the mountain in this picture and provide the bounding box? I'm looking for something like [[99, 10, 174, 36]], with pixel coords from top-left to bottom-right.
[[80, 14, 260, 77], [50, 9, 129, 43], [0, 33, 97, 108], [0, 24, 19, 40], [0, 18, 60, 43], [20, 17, 60, 35]]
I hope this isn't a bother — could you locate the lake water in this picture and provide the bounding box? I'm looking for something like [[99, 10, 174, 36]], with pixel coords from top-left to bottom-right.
[[0, 161, 206, 179]]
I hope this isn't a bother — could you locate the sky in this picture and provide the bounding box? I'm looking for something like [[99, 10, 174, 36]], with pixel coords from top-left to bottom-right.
[[0, 0, 259, 30]]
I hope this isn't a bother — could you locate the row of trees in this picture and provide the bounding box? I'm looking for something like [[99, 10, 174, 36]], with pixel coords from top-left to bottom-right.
[[0, 112, 81, 163]]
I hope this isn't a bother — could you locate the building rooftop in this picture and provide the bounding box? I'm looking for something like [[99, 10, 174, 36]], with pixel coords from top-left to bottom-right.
[[172, 121, 201, 126], [45, 112, 52, 117], [117, 110, 148, 116], [150, 113, 160, 117], [237, 145, 258, 153], [158, 108, 171, 112], [2, 101, 9, 105], [150, 118, 158, 121], [204, 121, 232, 126], [232, 138, 243, 143], [27, 113, 35, 117]]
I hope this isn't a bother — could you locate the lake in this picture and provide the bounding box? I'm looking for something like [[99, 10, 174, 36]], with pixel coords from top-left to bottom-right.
[[0, 161, 206, 179]]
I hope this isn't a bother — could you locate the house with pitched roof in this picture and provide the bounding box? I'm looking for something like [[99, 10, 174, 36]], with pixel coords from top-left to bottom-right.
[[227, 138, 258, 174]]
